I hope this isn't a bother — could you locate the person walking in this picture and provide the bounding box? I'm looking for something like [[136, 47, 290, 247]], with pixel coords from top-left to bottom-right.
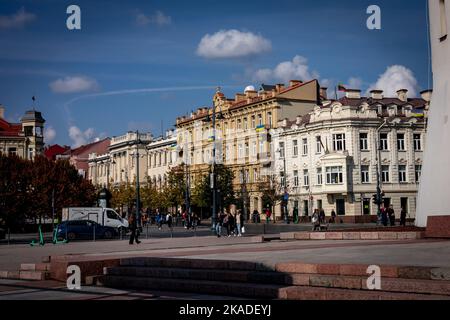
[[319, 209, 326, 224], [166, 212, 173, 230], [312, 209, 320, 231], [216, 211, 224, 237], [235, 210, 242, 237], [293, 207, 299, 224], [400, 207, 407, 226], [388, 205, 396, 226], [331, 210, 336, 223], [381, 206, 388, 226], [128, 213, 141, 245], [265, 207, 272, 224]]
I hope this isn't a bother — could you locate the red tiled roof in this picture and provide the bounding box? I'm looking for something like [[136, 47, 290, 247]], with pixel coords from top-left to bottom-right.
[[0, 118, 22, 137]]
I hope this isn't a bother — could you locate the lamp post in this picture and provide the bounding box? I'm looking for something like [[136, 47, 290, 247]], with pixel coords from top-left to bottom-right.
[[375, 120, 387, 223], [135, 131, 142, 228], [277, 147, 289, 224]]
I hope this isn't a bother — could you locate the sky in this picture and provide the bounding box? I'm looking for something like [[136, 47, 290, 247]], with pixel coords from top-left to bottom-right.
[[0, 0, 431, 147]]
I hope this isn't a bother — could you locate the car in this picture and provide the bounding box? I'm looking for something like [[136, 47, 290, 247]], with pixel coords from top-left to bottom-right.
[[56, 220, 118, 241], [0, 228, 5, 240]]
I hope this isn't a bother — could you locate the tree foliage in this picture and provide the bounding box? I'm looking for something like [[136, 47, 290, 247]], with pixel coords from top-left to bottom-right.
[[0, 154, 97, 230]]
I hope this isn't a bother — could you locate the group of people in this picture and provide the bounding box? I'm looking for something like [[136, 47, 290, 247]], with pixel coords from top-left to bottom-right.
[[380, 205, 407, 227], [215, 209, 244, 237]]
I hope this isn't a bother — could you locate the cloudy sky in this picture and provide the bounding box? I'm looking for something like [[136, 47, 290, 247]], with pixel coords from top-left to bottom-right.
[[1, 0, 430, 147]]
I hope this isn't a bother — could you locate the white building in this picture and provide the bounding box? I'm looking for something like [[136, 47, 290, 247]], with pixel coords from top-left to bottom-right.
[[89, 131, 152, 187], [272, 89, 430, 222], [416, 0, 450, 227], [146, 130, 177, 189]]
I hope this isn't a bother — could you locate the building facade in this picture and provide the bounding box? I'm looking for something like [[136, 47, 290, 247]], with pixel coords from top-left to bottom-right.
[[416, 0, 450, 227], [175, 80, 321, 217], [88, 132, 152, 187], [146, 130, 177, 189], [272, 89, 430, 222], [0, 105, 45, 159]]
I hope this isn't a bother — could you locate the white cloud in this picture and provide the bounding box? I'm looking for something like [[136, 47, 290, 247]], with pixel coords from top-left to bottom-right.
[[49, 76, 99, 94], [197, 29, 271, 59], [44, 126, 56, 144], [68, 126, 97, 148], [0, 7, 36, 29], [135, 10, 171, 27], [253, 55, 318, 83], [367, 65, 419, 97]]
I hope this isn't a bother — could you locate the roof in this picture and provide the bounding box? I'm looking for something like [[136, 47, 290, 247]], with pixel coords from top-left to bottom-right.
[[66, 138, 111, 157], [336, 96, 427, 108], [0, 118, 22, 137], [21, 110, 45, 123], [44, 144, 71, 160]]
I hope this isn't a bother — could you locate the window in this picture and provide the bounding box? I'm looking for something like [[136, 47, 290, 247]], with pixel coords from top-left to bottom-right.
[[397, 133, 406, 151], [399, 165, 407, 183], [259, 140, 264, 154], [243, 118, 248, 130], [303, 170, 309, 186], [316, 136, 322, 153], [245, 169, 250, 183], [251, 116, 256, 128], [280, 172, 286, 187], [360, 133, 369, 151], [245, 143, 249, 157], [415, 165, 422, 183], [24, 126, 33, 136], [414, 134, 422, 151], [257, 114, 263, 126], [326, 166, 343, 184], [317, 168, 323, 185], [381, 165, 390, 183], [28, 148, 34, 159], [440, 0, 448, 41], [380, 133, 388, 150], [332, 134, 346, 151], [8, 147, 17, 156], [267, 112, 273, 128], [238, 144, 243, 158], [361, 165, 370, 184], [302, 138, 308, 156], [253, 168, 259, 182], [237, 119, 242, 130], [293, 170, 299, 187], [279, 142, 285, 158], [293, 140, 298, 157], [239, 171, 244, 184], [251, 141, 257, 156]]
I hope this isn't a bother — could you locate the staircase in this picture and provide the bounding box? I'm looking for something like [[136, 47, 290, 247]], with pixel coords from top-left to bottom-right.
[[0, 263, 51, 281], [97, 257, 450, 300]]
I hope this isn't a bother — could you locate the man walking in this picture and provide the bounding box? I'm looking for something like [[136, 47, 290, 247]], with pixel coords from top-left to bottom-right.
[[128, 213, 141, 245]]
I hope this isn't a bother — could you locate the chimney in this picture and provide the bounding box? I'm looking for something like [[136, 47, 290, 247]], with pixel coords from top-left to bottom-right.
[[245, 90, 257, 99], [0, 105, 4, 119], [289, 80, 303, 87], [235, 93, 246, 103], [345, 89, 361, 99], [259, 91, 268, 100], [420, 89, 433, 102], [296, 115, 303, 125], [396, 89, 408, 102], [275, 83, 285, 93], [320, 87, 328, 100], [370, 90, 383, 100]]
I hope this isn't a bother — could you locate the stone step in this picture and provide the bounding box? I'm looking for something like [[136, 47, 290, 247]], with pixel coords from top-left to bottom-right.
[[119, 257, 270, 271], [104, 266, 450, 296], [20, 263, 51, 272], [98, 275, 286, 299], [281, 285, 450, 300], [275, 262, 450, 281], [0, 270, 49, 281]]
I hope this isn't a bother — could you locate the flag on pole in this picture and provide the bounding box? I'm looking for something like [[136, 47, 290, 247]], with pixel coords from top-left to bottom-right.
[[337, 84, 347, 92], [32, 96, 36, 102]]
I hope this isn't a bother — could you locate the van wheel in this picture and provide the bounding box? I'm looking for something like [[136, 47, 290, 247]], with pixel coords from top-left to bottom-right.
[[67, 232, 76, 241], [104, 230, 113, 239]]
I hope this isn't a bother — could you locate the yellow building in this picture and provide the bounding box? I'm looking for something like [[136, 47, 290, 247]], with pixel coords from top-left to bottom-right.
[[175, 80, 321, 217]]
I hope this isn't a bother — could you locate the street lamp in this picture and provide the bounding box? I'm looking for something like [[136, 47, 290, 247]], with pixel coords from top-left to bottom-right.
[[276, 147, 289, 224], [134, 131, 142, 228], [203, 87, 224, 231], [375, 119, 388, 224]]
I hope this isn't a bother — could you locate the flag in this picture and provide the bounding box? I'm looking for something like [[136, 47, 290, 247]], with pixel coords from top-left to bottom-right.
[[32, 96, 36, 102], [337, 84, 347, 92]]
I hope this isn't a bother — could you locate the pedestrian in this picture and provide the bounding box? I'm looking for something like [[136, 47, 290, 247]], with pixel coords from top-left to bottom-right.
[[381, 206, 388, 226], [293, 207, 299, 224], [265, 206, 272, 224], [319, 209, 326, 224], [128, 213, 141, 245], [166, 212, 173, 230], [312, 209, 320, 231], [331, 210, 336, 223], [388, 205, 395, 226], [235, 210, 242, 237], [400, 207, 407, 227], [216, 211, 225, 237], [226, 212, 234, 237]]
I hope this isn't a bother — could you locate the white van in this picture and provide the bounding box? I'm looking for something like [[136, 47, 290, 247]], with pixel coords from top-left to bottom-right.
[[62, 207, 128, 231]]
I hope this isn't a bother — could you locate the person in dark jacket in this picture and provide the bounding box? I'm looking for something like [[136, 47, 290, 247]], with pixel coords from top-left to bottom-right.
[[388, 205, 395, 226], [128, 214, 141, 245], [400, 207, 407, 227]]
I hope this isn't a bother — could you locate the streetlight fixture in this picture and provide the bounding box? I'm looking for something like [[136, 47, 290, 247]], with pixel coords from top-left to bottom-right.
[[276, 147, 289, 224], [203, 87, 224, 231], [375, 119, 388, 223]]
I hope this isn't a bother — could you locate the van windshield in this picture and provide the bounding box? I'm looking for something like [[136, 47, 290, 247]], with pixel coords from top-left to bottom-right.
[[106, 210, 121, 221]]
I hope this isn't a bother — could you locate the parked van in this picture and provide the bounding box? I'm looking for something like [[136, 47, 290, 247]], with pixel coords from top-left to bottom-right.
[[62, 207, 128, 231]]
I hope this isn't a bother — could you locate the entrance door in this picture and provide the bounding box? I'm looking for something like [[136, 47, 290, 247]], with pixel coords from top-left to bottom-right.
[[336, 199, 345, 216]]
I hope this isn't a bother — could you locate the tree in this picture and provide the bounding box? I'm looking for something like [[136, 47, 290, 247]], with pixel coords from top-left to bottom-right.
[[257, 174, 283, 215]]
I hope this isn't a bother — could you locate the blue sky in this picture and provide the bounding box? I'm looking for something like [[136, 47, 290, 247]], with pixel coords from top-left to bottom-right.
[[0, 0, 430, 147]]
